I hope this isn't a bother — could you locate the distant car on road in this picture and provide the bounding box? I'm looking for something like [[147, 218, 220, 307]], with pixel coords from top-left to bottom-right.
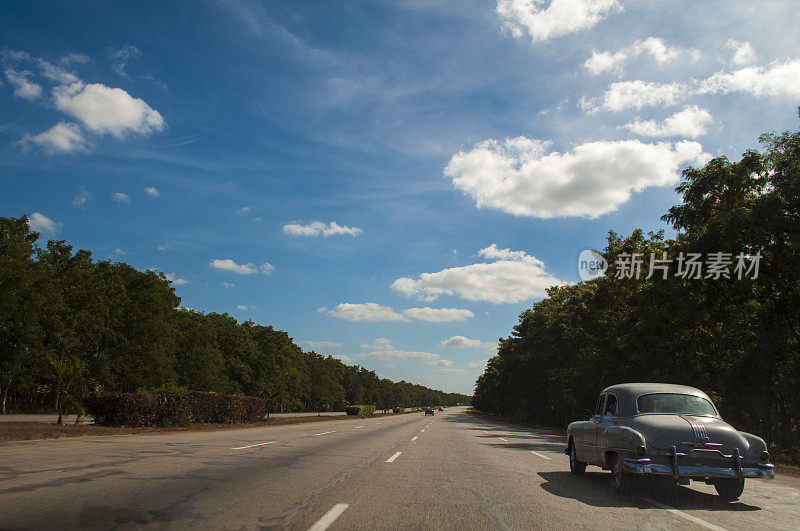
[[425, 407, 434, 415], [438, 406, 444, 411], [565, 383, 774, 500]]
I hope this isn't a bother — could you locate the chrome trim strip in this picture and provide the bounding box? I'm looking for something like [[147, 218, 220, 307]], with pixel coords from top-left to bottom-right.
[[622, 459, 775, 479]]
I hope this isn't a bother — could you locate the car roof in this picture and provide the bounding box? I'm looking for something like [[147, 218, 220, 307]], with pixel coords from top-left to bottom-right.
[[600, 383, 713, 416]]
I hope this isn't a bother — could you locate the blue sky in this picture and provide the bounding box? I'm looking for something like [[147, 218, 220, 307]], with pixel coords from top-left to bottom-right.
[[2, 1, 799, 394]]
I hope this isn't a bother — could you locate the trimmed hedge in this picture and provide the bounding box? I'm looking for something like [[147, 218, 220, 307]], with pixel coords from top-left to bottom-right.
[[345, 404, 376, 417], [84, 391, 272, 427]]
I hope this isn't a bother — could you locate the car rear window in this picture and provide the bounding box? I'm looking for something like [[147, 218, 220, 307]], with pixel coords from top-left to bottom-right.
[[637, 393, 717, 416]]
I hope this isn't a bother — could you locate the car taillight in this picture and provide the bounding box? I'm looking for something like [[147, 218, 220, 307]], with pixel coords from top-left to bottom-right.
[[635, 445, 647, 457]]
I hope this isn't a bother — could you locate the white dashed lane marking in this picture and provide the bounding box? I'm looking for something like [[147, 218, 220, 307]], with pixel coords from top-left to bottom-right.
[[411, 436, 418, 441], [313, 431, 336, 436], [530, 451, 550, 459], [230, 441, 276, 450], [498, 437, 508, 442], [308, 503, 349, 531], [643, 498, 728, 531], [386, 452, 402, 463]]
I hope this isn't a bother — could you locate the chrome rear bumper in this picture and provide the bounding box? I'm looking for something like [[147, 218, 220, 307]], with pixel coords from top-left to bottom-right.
[[622, 458, 774, 479]]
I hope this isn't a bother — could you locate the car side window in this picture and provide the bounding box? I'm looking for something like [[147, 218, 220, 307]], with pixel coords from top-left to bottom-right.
[[594, 394, 605, 417], [604, 394, 617, 417]]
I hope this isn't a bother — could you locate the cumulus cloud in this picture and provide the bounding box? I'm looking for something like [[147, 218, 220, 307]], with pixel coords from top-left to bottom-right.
[[158, 244, 170, 252], [144, 186, 160, 198], [402, 307, 474, 322], [581, 80, 689, 114], [698, 59, 800, 99], [441, 336, 495, 349], [300, 340, 343, 350], [428, 359, 454, 367], [54, 82, 165, 138], [4, 68, 42, 100], [21, 122, 88, 154], [209, 259, 274, 275], [360, 348, 440, 361], [497, 0, 623, 42], [326, 303, 407, 322], [361, 338, 395, 350], [112, 192, 131, 204], [164, 273, 188, 286], [72, 188, 92, 209], [282, 221, 363, 237], [221, 281, 234, 288], [584, 37, 700, 75], [235, 206, 251, 215], [445, 136, 708, 218], [727, 39, 757, 66], [391, 244, 565, 304], [27, 212, 61, 234], [236, 304, 256, 311], [621, 106, 713, 138], [467, 359, 489, 370]]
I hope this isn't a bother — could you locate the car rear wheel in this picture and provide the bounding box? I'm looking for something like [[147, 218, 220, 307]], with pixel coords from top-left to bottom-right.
[[611, 454, 634, 495], [714, 478, 745, 501], [569, 442, 586, 475]]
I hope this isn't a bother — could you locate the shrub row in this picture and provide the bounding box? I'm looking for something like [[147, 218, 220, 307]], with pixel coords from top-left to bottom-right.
[[345, 404, 376, 417], [84, 391, 272, 427]]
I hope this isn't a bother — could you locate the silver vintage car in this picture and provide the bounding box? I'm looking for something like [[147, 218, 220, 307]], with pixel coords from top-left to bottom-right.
[[565, 383, 774, 500]]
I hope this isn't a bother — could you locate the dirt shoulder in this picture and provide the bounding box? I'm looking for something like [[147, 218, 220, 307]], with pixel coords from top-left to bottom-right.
[[0, 409, 422, 443]]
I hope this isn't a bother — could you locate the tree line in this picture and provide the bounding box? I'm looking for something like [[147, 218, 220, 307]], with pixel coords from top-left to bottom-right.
[[473, 123, 800, 464], [0, 218, 470, 416]]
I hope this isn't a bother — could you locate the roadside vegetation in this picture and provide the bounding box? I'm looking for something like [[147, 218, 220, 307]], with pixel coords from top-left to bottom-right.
[[473, 121, 800, 466], [0, 222, 470, 420]]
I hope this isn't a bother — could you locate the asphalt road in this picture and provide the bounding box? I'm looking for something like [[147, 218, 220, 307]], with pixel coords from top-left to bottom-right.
[[1, 407, 798, 530]]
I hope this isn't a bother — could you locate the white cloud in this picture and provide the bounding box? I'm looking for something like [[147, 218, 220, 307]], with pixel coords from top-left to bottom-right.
[[497, 0, 623, 42], [402, 307, 474, 322], [361, 338, 395, 350], [112, 192, 131, 204], [27, 212, 61, 234], [221, 281, 235, 288], [581, 80, 689, 114], [583, 37, 700, 75], [112, 248, 127, 256], [235, 206, 251, 215], [391, 244, 566, 304], [698, 59, 800, 99], [236, 304, 256, 311], [108, 44, 142, 78], [467, 359, 489, 370], [21, 122, 88, 154], [621, 106, 713, 138], [326, 303, 407, 322], [360, 348, 440, 361], [144, 186, 160, 198], [727, 39, 757, 66], [210, 259, 274, 275], [53, 82, 165, 138], [157, 244, 170, 252], [282, 221, 363, 237], [445, 136, 707, 218], [72, 188, 92, 209], [332, 354, 355, 364], [37, 58, 80, 84], [428, 359, 454, 367], [4, 68, 42, 100], [441, 336, 495, 349], [164, 273, 188, 286], [301, 340, 343, 349]]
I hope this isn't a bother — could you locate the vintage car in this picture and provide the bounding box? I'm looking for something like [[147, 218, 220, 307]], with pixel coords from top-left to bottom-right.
[[565, 383, 774, 500]]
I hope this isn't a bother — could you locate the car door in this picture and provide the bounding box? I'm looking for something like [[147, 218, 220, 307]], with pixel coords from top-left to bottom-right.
[[577, 393, 606, 463], [595, 393, 618, 463]]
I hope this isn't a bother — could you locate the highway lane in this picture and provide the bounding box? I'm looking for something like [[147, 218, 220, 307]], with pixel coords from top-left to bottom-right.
[[2, 407, 799, 529]]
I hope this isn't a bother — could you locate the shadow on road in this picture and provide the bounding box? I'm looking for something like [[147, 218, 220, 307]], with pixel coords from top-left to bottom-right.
[[538, 471, 762, 511]]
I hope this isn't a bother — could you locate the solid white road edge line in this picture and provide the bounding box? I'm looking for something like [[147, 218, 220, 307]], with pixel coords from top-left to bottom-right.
[[308, 503, 349, 531], [230, 441, 277, 450], [313, 431, 336, 436], [386, 451, 402, 463], [498, 437, 508, 441], [411, 436, 418, 441], [355, 425, 365, 429], [642, 498, 728, 531], [530, 451, 550, 459]]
